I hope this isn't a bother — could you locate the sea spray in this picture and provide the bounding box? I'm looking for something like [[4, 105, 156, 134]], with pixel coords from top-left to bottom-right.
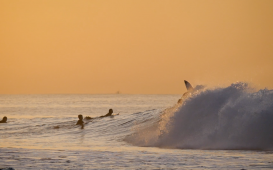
[[125, 82, 273, 150]]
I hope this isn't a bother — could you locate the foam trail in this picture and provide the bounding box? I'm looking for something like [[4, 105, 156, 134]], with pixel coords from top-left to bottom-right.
[[125, 82, 273, 150]]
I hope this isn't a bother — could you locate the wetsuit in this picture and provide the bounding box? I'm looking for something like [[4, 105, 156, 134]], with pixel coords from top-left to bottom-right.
[[76, 119, 84, 125], [0, 117, 7, 123]]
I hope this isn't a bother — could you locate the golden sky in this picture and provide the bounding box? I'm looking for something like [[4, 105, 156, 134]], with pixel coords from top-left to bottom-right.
[[0, 0, 272, 94]]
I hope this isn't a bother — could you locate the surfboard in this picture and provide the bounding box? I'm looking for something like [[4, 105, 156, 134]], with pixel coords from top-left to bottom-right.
[[178, 80, 194, 103], [110, 113, 119, 117], [184, 80, 193, 91]]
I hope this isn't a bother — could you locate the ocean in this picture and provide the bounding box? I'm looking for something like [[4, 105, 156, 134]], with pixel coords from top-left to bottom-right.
[[0, 82, 273, 169]]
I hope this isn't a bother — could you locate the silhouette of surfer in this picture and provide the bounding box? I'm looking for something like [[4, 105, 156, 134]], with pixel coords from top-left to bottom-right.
[[0, 116, 7, 123], [85, 109, 119, 120], [84, 116, 93, 120], [76, 115, 84, 129], [100, 109, 114, 117]]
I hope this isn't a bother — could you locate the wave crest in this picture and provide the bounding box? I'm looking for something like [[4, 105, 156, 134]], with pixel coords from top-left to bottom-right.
[[125, 82, 273, 150]]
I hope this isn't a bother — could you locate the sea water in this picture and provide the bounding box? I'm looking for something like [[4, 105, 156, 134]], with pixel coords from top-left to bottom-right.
[[0, 82, 273, 169]]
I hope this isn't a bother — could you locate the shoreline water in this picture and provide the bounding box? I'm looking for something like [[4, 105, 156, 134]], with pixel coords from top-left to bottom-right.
[[1, 147, 273, 169]]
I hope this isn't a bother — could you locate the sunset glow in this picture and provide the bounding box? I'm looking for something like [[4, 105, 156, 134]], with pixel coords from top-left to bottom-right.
[[1, 0, 272, 94]]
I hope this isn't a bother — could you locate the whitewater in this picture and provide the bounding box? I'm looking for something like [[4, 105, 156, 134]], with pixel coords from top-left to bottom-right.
[[0, 82, 273, 169]]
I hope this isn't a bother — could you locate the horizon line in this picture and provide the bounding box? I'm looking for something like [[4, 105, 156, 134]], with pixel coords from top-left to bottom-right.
[[0, 93, 182, 95]]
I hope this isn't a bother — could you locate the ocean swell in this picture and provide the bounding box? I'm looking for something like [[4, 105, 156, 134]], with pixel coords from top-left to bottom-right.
[[125, 82, 273, 150]]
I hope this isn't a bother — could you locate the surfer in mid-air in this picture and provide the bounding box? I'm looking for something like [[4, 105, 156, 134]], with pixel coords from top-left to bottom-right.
[[0, 116, 7, 123]]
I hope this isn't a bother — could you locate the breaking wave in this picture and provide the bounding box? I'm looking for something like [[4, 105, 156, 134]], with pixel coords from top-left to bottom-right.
[[125, 82, 273, 150]]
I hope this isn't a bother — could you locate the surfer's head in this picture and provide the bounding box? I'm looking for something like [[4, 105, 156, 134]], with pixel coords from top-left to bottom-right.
[[78, 114, 83, 120], [1, 116, 7, 123], [109, 109, 113, 115]]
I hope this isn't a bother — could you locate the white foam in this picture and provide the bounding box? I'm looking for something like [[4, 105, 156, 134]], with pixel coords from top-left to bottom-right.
[[126, 82, 273, 150]]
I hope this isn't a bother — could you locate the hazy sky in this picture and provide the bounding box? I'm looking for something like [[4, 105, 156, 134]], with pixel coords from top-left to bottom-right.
[[1, 0, 273, 94]]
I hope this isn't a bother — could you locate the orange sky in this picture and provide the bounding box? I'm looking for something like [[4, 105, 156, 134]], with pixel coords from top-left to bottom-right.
[[0, 0, 273, 94]]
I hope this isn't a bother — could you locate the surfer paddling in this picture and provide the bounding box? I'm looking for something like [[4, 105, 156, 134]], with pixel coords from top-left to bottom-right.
[[100, 109, 114, 117], [99, 109, 120, 118], [84, 109, 119, 120], [0, 116, 7, 123], [85, 116, 93, 120]]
